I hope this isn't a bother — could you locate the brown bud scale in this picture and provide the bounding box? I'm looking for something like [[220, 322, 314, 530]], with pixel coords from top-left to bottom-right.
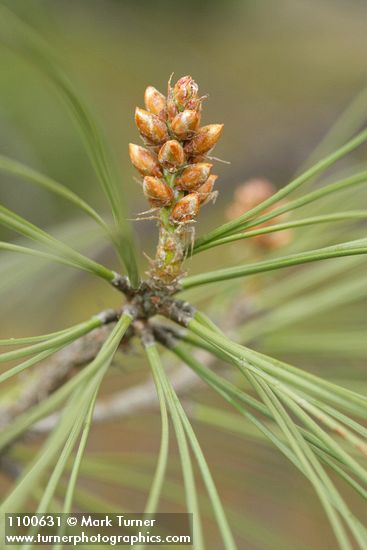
[[158, 140, 185, 170], [185, 124, 223, 155], [171, 110, 200, 140], [175, 162, 213, 191], [170, 193, 200, 223], [144, 86, 166, 118], [143, 176, 174, 207], [135, 107, 169, 144], [129, 143, 162, 177]]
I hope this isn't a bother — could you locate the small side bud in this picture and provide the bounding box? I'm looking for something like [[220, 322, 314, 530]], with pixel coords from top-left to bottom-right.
[[170, 193, 200, 223], [143, 176, 174, 207], [226, 178, 293, 250], [129, 143, 162, 177], [197, 174, 218, 205], [175, 162, 212, 191], [144, 86, 166, 117], [158, 140, 185, 170], [135, 107, 169, 144], [185, 124, 223, 155], [173, 75, 199, 111], [233, 178, 275, 209], [171, 110, 200, 139]]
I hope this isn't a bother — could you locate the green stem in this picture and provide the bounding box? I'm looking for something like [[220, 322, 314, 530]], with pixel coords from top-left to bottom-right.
[[150, 172, 186, 285]]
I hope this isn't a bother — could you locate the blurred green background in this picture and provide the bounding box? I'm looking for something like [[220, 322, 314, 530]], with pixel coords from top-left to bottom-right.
[[1, 1, 367, 548]]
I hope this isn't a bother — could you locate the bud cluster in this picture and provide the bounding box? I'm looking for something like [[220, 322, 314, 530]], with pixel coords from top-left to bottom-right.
[[129, 75, 223, 284], [129, 75, 223, 225]]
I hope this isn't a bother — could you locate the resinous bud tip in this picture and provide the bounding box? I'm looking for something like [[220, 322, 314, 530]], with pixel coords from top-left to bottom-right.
[[143, 176, 174, 207], [170, 193, 200, 223], [197, 174, 218, 205], [128, 143, 162, 177], [173, 75, 199, 111], [135, 107, 169, 144], [171, 110, 200, 139], [175, 162, 212, 191], [185, 124, 223, 155], [158, 140, 185, 170], [144, 86, 166, 117]]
